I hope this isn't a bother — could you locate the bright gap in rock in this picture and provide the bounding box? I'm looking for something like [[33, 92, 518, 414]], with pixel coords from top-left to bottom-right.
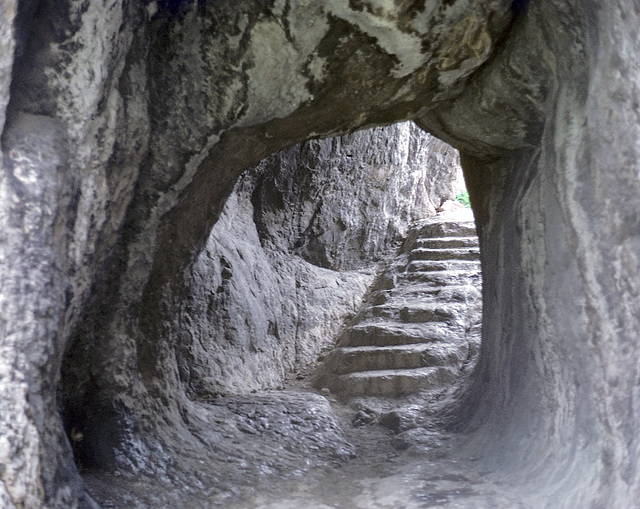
[[176, 120, 480, 408]]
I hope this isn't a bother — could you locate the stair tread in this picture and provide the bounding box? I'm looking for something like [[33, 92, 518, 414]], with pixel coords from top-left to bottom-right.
[[336, 342, 458, 353], [410, 247, 480, 254], [413, 238, 478, 250], [400, 270, 482, 285], [387, 286, 481, 301], [416, 236, 478, 242], [367, 301, 468, 322], [340, 366, 452, 379], [400, 301, 467, 309], [391, 283, 481, 295], [410, 246, 479, 259], [322, 342, 464, 374], [413, 222, 477, 238], [342, 320, 463, 346], [347, 320, 461, 333], [372, 301, 467, 312], [401, 269, 481, 276], [325, 366, 458, 396], [407, 260, 481, 272]]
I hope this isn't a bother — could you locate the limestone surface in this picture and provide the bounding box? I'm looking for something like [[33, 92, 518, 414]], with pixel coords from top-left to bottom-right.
[[173, 122, 459, 398], [2, 1, 640, 508]]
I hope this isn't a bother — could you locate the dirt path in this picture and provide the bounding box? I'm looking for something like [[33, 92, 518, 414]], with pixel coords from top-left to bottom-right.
[[222, 388, 527, 509]]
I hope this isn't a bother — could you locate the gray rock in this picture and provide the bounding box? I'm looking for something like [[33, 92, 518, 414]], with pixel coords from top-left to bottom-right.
[[0, 1, 17, 141], [2, 1, 640, 508], [3, 1, 504, 503], [252, 122, 463, 270], [173, 122, 457, 398]]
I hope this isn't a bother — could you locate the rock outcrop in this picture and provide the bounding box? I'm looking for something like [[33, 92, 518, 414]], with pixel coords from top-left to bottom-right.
[[65, 121, 459, 507], [2, 1, 640, 508], [173, 121, 461, 398]]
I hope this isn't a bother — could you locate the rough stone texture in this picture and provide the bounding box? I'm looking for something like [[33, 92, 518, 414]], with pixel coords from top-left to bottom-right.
[[78, 391, 356, 509], [174, 122, 458, 398], [252, 122, 463, 271], [2, 0, 640, 508], [419, 3, 640, 508], [0, 1, 16, 140], [2, 2, 148, 506], [177, 190, 373, 397]]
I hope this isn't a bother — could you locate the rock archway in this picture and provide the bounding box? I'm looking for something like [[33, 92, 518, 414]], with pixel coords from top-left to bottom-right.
[[1, 1, 639, 507]]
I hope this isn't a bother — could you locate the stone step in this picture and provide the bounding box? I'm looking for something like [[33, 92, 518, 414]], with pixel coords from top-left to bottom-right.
[[372, 284, 441, 304], [368, 285, 461, 306], [322, 343, 463, 375], [414, 236, 479, 249], [414, 221, 476, 239], [342, 321, 463, 347], [331, 366, 457, 397], [398, 303, 466, 324], [389, 284, 482, 304], [400, 269, 482, 287], [406, 259, 481, 273], [409, 247, 480, 262], [367, 302, 466, 323]]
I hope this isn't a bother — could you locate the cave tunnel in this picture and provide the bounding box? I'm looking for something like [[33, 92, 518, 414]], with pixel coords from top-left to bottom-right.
[[1, 1, 640, 508]]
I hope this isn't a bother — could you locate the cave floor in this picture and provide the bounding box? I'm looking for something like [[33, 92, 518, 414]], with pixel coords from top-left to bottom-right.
[[206, 364, 527, 509], [82, 383, 532, 509], [221, 392, 526, 509]]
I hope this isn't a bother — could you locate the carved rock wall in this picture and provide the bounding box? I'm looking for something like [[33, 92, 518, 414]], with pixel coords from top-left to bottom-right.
[[2, 0, 640, 508], [252, 122, 462, 271]]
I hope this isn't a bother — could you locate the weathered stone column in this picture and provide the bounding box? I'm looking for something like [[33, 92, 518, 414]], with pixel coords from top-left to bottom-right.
[[419, 2, 640, 506], [1, 2, 147, 506]]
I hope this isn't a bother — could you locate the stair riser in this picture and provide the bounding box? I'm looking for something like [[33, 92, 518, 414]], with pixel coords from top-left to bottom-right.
[[368, 306, 398, 320], [415, 223, 477, 238], [324, 349, 463, 374], [406, 260, 481, 273], [391, 285, 482, 304], [369, 286, 451, 306], [409, 249, 480, 262], [399, 307, 460, 324], [400, 272, 482, 287], [414, 237, 479, 249], [342, 326, 462, 347], [332, 368, 457, 397]]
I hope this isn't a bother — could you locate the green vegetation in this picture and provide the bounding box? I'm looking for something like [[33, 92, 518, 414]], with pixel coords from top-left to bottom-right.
[[455, 189, 471, 208]]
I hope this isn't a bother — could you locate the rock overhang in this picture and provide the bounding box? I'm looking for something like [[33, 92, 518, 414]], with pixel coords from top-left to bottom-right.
[[1, 1, 640, 507]]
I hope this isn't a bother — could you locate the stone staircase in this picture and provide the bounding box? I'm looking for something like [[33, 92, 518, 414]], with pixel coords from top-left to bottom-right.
[[313, 208, 482, 406]]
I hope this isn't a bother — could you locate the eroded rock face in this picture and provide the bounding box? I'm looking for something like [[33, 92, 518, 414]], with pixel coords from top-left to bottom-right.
[[426, 3, 640, 507], [174, 122, 460, 397], [2, 0, 640, 508], [252, 122, 462, 271]]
